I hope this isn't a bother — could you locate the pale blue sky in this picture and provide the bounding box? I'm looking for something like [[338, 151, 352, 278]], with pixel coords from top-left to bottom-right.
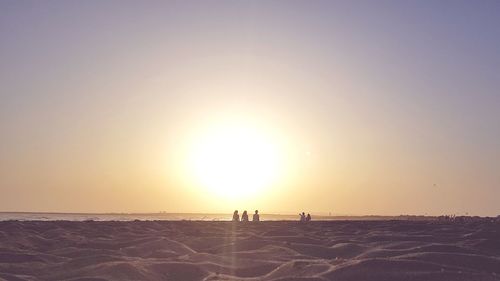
[[1, 1, 499, 215]]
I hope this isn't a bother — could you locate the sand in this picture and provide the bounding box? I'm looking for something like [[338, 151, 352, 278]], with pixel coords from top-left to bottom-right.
[[0, 220, 499, 281]]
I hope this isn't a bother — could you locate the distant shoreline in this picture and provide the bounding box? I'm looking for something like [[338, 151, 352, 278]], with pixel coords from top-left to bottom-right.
[[1, 211, 496, 222]]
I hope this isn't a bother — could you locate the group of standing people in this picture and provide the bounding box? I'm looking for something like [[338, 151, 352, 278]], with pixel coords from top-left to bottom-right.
[[300, 212, 311, 222], [233, 210, 259, 222], [231, 210, 312, 222]]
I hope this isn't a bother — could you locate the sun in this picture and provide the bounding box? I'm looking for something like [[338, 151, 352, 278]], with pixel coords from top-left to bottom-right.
[[187, 124, 281, 199]]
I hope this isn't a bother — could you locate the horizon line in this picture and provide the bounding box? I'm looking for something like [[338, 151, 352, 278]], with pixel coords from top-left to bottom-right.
[[0, 211, 495, 218]]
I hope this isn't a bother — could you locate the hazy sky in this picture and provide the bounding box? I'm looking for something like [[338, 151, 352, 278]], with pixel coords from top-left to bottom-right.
[[1, 1, 499, 216]]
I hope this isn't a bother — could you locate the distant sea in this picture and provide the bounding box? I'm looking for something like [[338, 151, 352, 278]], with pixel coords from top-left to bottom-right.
[[0, 212, 433, 221], [0, 212, 315, 221]]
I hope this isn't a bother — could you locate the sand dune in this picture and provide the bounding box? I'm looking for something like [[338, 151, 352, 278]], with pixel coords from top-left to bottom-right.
[[0, 220, 499, 280]]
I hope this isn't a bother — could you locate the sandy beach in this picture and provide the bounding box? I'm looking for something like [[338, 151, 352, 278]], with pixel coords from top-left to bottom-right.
[[1, 220, 499, 281]]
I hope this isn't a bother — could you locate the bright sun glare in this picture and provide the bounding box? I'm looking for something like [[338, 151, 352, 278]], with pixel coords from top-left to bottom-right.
[[188, 124, 281, 199]]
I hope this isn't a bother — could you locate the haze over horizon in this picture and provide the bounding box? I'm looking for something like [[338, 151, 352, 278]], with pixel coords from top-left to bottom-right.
[[1, 1, 499, 216]]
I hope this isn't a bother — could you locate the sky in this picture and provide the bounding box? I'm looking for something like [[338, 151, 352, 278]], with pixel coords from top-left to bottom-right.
[[1, 1, 499, 216]]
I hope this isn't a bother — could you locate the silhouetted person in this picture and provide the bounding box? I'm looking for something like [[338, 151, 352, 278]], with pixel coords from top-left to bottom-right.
[[241, 210, 249, 222], [306, 213, 311, 222], [253, 210, 260, 222], [299, 212, 306, 222], [232, 210, 240, 222]]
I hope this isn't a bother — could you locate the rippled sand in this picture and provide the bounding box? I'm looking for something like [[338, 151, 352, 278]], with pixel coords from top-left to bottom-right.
[[1, 220, 499, 280]]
